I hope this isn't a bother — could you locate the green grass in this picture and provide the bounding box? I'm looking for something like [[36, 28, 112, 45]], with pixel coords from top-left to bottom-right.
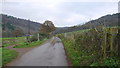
[[0, 36, 25, 40], [57, 27, 120, 66], [2, 36, 47, 48], [62, 39, 94, 66], [2, 48, 17, 66], [13, 38, 47, 48], [2, 37, 26, 47], [1, 37, 48, 67], [1, 36, 48, 66], [0, 48, 2, 66], [90, 57, 119, 66]]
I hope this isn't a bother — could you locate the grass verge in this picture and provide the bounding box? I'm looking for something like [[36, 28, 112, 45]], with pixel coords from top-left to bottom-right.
[[2, 48, 17, 66], [0, 48, 2, 66]]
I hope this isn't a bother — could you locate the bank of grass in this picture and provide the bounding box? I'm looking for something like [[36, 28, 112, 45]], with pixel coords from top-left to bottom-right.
[[2, 48, 17, 66], [56, 27, 120, 66], [61, 36, 95, 66], [13, 38, 47, 48], [62, 39, 119, 66], [0, 48, 2, 66]]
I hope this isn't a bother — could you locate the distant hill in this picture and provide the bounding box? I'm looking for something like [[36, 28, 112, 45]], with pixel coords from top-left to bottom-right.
[[1, 13, 119, 37], [54, 13, 119, 34], [1, 14, 42, 37]]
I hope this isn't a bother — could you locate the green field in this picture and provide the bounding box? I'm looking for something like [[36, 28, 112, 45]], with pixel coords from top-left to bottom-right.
[[2, 37, 26, 47], [56, 27, 120, 66], [2, 36, 47, 48]]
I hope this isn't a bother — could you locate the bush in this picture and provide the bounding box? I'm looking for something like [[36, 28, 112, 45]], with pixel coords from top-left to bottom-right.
[[30, 35, 38, 42], [30, 33, 48, 42]]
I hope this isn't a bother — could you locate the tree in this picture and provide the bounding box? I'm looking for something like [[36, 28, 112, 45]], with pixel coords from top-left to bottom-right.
[[40, 20, 56, 37], [13, 28, 24, 37]]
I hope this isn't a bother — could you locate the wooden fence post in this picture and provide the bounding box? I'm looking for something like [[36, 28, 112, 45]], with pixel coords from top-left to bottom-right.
[[38, 33, 39, 41]]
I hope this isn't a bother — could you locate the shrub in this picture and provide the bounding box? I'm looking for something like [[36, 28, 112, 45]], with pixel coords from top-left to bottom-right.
[[30, 33, 48, 42]]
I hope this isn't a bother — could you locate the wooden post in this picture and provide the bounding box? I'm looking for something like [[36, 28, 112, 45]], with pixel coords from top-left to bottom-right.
[[103, 27, 106, 59], [64, 33, 67, 38], [38, 33, 39, 41]]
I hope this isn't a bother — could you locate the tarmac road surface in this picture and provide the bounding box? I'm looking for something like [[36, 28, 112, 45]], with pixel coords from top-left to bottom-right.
[[10, 37, 68, 66]]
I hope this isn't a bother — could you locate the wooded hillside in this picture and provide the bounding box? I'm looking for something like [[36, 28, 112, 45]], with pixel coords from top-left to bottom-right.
[[1, 14, 42, 37]]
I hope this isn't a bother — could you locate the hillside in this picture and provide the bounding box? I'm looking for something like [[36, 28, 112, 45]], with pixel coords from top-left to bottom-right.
[[54, 13, 119, 34], [1, 13, 119, 37], [1, 14, 42, 37]]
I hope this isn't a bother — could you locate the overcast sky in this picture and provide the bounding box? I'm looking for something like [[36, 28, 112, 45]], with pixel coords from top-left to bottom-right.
[[1, 0, 119, 27]]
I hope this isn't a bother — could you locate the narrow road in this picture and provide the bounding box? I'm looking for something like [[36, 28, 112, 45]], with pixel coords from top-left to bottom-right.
[[8, 37, 68, 66]]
